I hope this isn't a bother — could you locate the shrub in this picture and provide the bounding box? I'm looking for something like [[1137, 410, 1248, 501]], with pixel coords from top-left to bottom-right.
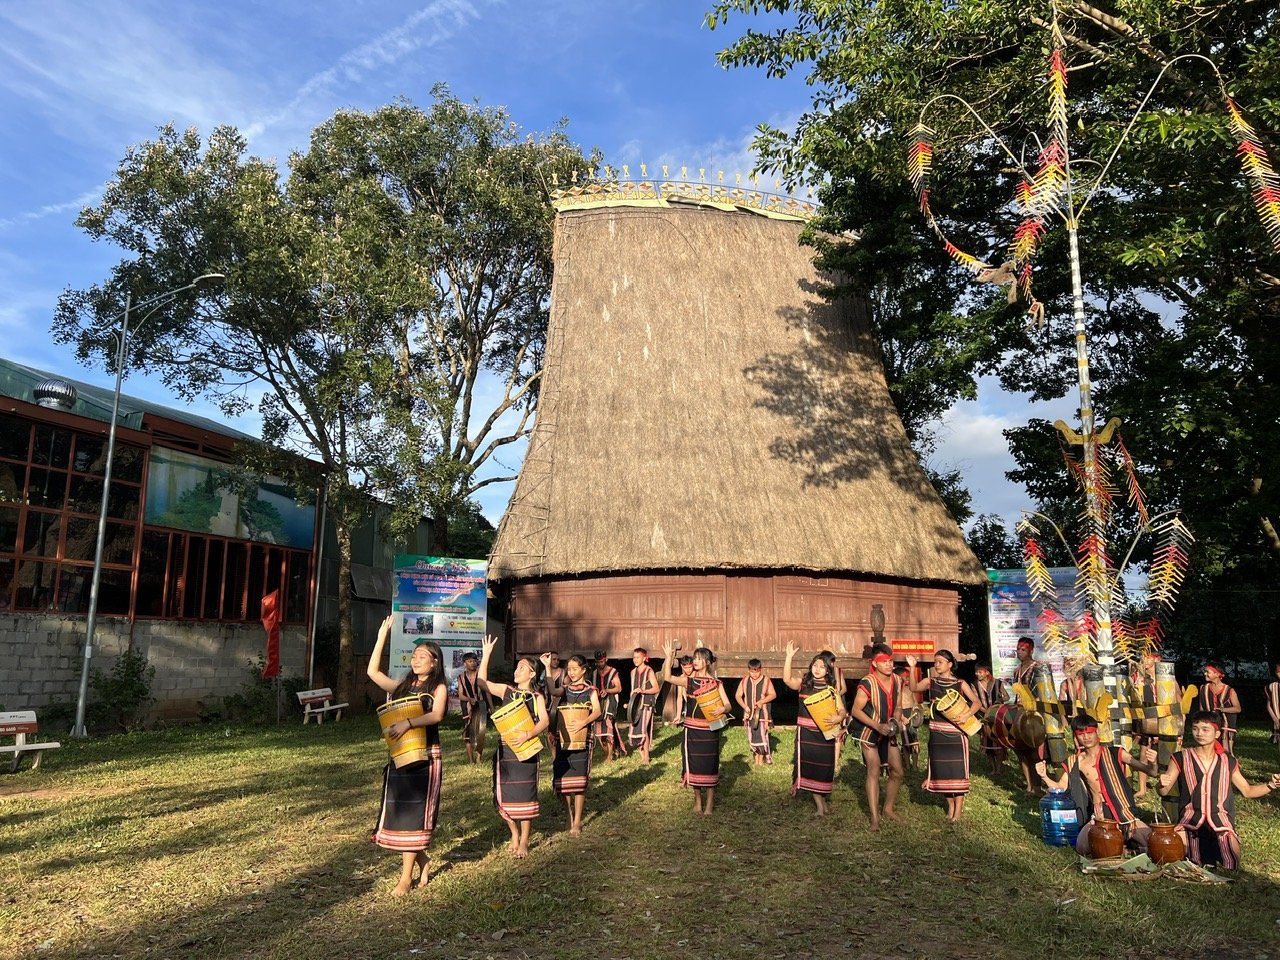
[[88, 648, 155, 732], [221, 658, 309, 724]]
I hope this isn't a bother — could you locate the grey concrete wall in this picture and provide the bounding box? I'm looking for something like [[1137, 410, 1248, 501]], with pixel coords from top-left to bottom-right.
[[0, 613, 307, 720]]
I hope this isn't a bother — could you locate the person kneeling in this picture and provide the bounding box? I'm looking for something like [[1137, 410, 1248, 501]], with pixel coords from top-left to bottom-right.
[[1036, 713, 1159, 856], [1157, 709, 1280, 871]]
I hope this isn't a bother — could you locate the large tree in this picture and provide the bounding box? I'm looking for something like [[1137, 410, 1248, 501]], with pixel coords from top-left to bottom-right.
[[709, 0, 1280, 650], [54, 91, 592, 698]]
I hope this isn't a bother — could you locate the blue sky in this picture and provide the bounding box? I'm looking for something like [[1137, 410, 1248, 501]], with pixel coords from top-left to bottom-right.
[[0, 0, 1052, 529]]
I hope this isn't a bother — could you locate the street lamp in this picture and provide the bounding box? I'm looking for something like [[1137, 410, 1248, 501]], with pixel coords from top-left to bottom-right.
[[71, 272, 225, 738]]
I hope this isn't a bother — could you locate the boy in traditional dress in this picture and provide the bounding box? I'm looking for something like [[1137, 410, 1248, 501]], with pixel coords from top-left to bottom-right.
[[736, 657, 777, 765], [1012, 637, 1041, 793], [1199, 663, 1242, 755], [1036, 712, 1160, 856], [457, 651, 486, 764], [849, 642, 908, 831], [973, 663, 1006, 774], [1158, 709, 1280, 870], [627, 647, 660, 764], [593, 651, 626, 761]]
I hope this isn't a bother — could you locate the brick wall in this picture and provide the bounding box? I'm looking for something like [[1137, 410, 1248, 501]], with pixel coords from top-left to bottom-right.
[[0, 613, 307, 719]]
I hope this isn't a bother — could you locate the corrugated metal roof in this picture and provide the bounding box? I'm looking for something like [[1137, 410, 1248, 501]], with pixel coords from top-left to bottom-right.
[[0, 356, 253, 441]]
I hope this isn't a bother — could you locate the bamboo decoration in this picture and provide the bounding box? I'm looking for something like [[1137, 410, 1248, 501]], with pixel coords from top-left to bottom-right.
[[1033, 663, 1069, 764]]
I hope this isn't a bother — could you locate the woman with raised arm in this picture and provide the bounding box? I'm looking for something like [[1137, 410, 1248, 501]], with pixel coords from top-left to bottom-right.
[[907, 650, 979, 823], [367, 614, 448, 895], [782, 642, 847, 816], [478, 635, 549, 859], [661, 640, 732, 816], [550, 654, 602, 836]]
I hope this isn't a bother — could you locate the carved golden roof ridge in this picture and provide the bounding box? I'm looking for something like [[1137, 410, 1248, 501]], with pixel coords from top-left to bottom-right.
[[550, 164, 819, 221]]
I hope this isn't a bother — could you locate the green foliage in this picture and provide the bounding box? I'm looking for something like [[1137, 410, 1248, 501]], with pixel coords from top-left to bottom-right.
[[218, 659, 311, 724], [711, 0, 1280, 652], [51, 88, 594, 697], [88, 648, 155, 732]]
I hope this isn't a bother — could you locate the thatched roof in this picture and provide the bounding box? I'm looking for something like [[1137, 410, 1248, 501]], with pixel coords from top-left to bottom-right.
[[489, 203, 985, 586]]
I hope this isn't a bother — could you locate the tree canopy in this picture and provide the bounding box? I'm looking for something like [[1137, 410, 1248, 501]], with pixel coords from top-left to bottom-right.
[[53, 89, 593, 697], [710, 0, 1280, 658]]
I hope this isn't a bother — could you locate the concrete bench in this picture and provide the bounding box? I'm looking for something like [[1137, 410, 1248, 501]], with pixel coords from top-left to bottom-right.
[[297, 688, 348, 724], [0, 711, 61, 772]]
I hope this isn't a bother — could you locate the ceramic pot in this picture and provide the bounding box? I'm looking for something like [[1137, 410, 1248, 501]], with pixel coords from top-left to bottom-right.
[[1147, 823, 1185, 864], [1088, 818, 1125, 859]]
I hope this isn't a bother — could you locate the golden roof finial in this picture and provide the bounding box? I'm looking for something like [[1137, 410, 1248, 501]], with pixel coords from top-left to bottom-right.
[[640, 163, 648, 178], [680, 165, 688, 180], [604, 164, 613, 179], [622, 164, 630, 179], [718, 170, 725, 184], [736, 172, 742, 186], [663, 164, 669, 179], [699, 167, 706, 181]]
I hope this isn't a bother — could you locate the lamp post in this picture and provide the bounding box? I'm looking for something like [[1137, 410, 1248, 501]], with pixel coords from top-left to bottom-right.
[[71, 273, 225, 738]]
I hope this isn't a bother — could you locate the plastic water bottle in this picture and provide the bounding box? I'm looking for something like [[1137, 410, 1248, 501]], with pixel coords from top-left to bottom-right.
[[1040, 788, 1081, 847]]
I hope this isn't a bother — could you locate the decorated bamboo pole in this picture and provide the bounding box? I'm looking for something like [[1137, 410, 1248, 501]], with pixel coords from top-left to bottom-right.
[[905, 12, 1275, 721]]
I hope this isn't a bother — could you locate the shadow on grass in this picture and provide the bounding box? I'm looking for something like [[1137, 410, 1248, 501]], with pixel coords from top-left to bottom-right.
[[10, 721, 1280, 960]]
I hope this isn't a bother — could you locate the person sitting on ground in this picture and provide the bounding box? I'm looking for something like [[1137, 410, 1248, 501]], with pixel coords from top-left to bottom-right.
[[1036, 712, 1160, 857], [1157, 709, 1280, 871]]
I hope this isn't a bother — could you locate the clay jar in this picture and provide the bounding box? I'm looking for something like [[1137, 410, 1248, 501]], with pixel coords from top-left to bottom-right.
[[1147, 823, 1186, 865], [1087, 818, 1125, 859]]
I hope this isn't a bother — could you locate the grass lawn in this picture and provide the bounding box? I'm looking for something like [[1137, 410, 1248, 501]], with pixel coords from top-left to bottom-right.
[[3, 717, 1280, 960]]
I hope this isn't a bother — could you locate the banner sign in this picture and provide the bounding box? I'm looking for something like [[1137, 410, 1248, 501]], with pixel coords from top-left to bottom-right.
[[891, 638, 936, 656], [986, 567, 1080, 685], [391, 556, 488, 681]]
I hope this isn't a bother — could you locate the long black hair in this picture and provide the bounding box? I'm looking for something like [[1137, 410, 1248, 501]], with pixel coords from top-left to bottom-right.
[[393, 641, 446, 700], [801, 651, 837, 694]]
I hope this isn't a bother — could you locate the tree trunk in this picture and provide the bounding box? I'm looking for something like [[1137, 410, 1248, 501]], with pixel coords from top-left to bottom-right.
[[431, 511, 449, 556], [335, 515, 355, 704]]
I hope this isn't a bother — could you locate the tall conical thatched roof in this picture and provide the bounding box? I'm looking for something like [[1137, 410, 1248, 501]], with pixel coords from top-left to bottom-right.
[[490, 202, 985, 586]]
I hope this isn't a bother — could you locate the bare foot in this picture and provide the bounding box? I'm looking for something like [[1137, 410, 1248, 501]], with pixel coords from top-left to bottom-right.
[[392, 882, 412, 897], [884, 809, 902, 822], [569, 826, 581, 837], [514, 843, 529, 859], [869, 818, 881, 832]]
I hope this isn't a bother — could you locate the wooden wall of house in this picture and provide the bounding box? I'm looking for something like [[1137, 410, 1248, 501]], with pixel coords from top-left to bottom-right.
[[504, 570, 960, 677]]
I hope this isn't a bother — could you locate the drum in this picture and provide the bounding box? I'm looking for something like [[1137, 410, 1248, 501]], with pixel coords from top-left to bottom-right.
[[935, 689, 981, 737], [491, 696, 543, 761], [556, 702, 592, 750], [984, 703, 1019, 750], [377, 696, 429, 768], [693, 685, 730, 731], [803, 687, 843, 740]]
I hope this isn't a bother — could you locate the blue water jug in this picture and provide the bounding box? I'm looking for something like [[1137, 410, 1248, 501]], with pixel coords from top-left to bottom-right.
[[1040, 788, 1081, 847]]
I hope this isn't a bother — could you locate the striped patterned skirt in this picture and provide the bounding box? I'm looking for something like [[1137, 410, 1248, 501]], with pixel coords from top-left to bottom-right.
[[552, 746, 592, 796], [494, 743, 540, 821], [922, 720, 970, 795], [792, 717, 835, 796], [373, 746, 442, 851], [681, 725, 722, 789]]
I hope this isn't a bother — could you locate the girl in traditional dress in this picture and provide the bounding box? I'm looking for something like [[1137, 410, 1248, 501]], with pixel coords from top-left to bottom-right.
[[661, 640, 732, 816], [544, 652, 565, 764], [550, 654, 602, 836], [1199, 664, 1241, 755], [735, 658, 777, 765], [1158, 709, 1280, 870], [366, 614, 447, 895], [907, 650, 979, 822], [478, 635, 549, 859], [782, 643, 847, 815]]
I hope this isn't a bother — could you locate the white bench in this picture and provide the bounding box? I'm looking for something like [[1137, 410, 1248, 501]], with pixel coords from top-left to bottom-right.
[[0, 711, 61, 772], [297, 688, 349, 724]]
